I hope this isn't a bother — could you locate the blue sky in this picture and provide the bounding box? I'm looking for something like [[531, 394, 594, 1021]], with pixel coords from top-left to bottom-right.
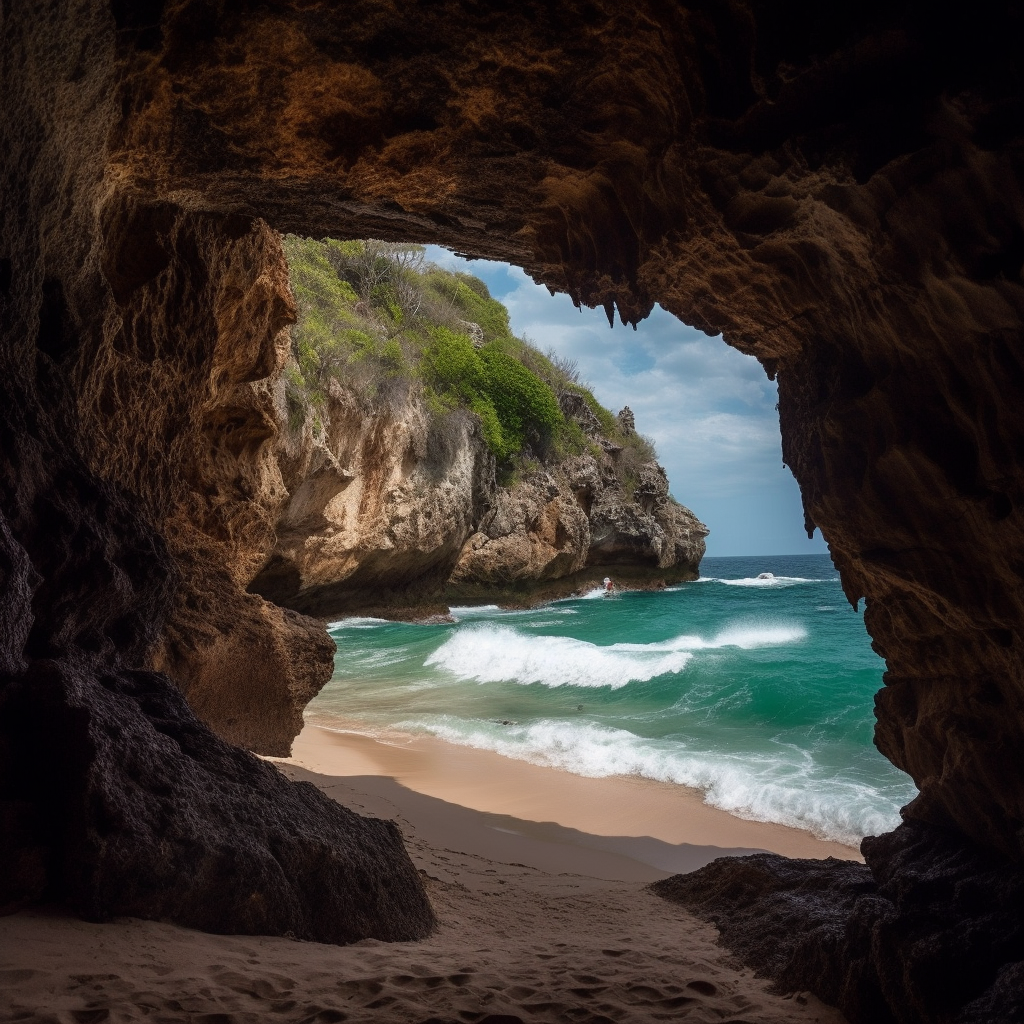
[[426, 246, 828, 557]]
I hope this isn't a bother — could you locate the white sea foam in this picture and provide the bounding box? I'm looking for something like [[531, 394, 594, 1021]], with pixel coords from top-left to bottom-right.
[[340, 646, 412, 671], [448, 604, 502, 618], [579, 587, 610, 600], [424, 622, 805, 689], [405, 716, 910, 845], [425, 625, 693, 688], [698, 575, 825, 588], [327, 616, 390, 630]]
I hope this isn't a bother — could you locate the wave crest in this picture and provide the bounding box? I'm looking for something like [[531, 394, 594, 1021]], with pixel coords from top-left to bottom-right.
[[697, 575, 834, 588], [424, 622, 805, 689]]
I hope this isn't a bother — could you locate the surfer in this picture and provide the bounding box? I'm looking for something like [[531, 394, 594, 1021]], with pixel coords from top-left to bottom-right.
[[603, 576, 614, 593]]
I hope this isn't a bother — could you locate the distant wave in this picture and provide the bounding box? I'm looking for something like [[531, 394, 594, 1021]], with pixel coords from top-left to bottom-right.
[[327, 616, 390, 630], [424, 622, 805, 689], [697, 575, 830, 588], [448, 604, 502, 618], [406, 716, 909, 845]]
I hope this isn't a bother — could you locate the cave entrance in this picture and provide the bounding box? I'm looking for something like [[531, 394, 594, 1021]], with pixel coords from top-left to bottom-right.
[[4, 6, 1023, 1016], [258, 235, 916, 854]]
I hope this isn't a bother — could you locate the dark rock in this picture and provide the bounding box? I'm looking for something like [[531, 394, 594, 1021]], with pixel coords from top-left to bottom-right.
[[1, 658, 434, 942], [652, 822, 1024, 1024], [0, 419, 433, 938]]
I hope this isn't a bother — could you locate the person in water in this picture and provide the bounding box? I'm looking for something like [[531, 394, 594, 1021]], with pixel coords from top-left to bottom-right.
[[603, 576, 614, 593]]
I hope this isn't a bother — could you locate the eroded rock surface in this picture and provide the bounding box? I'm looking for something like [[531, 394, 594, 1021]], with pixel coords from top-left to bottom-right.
[[450, 400, 707, 597], [78, 201, 335, 753], [0, 8, 430, 941], [251, 382, 492, 617], [251, 374, 705, 616], [652, 822, 1024, 1024]]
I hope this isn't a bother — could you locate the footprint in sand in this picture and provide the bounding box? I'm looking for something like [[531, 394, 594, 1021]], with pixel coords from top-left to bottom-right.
[[687, 979, 719, 996]]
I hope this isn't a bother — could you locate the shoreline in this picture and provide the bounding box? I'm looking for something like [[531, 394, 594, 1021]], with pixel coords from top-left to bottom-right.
[[310, 566, 700, 624], [281, 722, 863, 863]]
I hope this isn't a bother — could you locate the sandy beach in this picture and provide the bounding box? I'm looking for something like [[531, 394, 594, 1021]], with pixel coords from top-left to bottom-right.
[[0, 722, 856, 1023], [291, 721, 863, 866], [1, 746, 849, 1024]]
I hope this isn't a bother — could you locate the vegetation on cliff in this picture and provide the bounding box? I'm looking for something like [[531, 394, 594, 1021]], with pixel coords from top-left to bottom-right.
[[281, 236, 656, 481]]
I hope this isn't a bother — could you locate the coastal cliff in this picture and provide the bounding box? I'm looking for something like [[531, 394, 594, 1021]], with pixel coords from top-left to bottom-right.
[[248, 240, 707, 618], [448, 413, 708, 604]]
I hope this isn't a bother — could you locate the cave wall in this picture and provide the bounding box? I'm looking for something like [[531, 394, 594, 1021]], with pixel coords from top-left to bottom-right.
[[2, 0, 1024, 949], [82, 197, 335, 754], [100, 0, 1024, 859], [0, 1, 431, 937]]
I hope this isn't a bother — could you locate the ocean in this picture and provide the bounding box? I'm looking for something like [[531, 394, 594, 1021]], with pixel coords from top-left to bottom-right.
[[307, 553, 918, 847]]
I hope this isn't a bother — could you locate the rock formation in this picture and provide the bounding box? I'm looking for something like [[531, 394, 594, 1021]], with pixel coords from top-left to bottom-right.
[[652, 822, 1024, 1024], [449, 400, 707, 600], [251, 351, 705, 615], [251, 381, 492, 617], [78, 203, 336, 754], [2, 0, 1024, 997], [248, 242, 705, 616]]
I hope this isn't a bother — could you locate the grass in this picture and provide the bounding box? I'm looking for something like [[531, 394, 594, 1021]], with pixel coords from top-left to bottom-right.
[[281, 236, 658, 479]]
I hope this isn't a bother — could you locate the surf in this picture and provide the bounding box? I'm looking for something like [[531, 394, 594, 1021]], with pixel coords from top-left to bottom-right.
[[310, 553, 918, 846]]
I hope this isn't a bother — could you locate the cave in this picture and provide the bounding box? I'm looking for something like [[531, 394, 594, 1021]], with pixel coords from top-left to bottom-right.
[[2, 2, 1024, 1021]]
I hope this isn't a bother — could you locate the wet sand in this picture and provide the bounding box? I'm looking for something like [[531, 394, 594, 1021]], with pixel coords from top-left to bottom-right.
[[288, 721, 863, 866]]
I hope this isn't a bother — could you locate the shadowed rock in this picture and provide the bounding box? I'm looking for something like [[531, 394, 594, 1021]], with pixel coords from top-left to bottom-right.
[[652, 823, 1024, 1024]]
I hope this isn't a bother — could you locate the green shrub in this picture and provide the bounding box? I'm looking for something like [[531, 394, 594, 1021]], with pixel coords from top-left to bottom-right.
[[418, 327, 565, 463], [281, 234, 633, 471], [478, 347, 563, 458]]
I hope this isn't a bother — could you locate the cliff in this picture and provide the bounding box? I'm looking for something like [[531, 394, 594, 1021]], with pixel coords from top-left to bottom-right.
[[247, 241, 706, 617], [449, 416, 708, 602]]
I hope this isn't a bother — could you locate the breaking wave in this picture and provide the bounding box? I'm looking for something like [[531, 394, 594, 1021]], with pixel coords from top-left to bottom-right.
[[424, 622, 805, 689], [407, 717, 906, 846]]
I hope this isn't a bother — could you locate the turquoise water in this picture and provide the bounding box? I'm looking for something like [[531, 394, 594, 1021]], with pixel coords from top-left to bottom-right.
[[308, 554, 917, 846]]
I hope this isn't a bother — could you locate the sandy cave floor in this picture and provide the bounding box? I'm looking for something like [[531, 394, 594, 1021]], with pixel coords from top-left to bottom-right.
[[0, 769, 846, 1024]]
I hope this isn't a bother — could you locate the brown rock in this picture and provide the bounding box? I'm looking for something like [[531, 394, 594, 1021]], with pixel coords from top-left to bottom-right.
[[251, 388, 494, 617], [652, 822, 1024, 1024], [452, 469, 591, 585]]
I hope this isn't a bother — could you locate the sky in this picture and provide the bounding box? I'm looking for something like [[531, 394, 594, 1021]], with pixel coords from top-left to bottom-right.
[[425, 246, 828, 558]]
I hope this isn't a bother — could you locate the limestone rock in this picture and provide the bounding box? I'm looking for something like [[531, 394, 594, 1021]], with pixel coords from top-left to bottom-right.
[[558, 392, 603, 437], [250, 390, 494, 617], [453, 446, 707, 588], [76, 202, 336, 755], [451, 470, 591, 584]]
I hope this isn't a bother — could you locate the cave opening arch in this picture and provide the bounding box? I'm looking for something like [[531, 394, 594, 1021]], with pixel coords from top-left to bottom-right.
[[3, 1, 1024, 1019]]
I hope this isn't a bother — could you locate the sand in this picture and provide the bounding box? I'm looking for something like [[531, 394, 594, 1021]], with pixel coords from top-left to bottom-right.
[[0, 723, 856, 1022], [291, 722, 863, 864]]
